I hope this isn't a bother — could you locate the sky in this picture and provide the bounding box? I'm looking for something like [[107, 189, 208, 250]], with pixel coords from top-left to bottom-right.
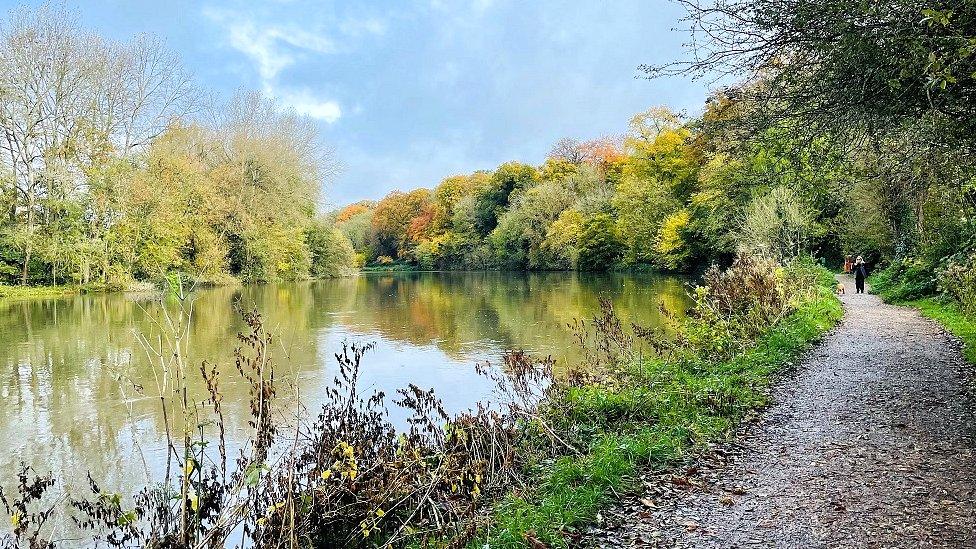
[[0, 0, 711, 207]]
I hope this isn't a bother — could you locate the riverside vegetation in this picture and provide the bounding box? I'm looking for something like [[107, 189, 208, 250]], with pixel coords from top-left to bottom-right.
[[2, 0, 976, 547], [0, 5, 354, 293], [326, 0, 976, 340], [0, 255, 841, 548]]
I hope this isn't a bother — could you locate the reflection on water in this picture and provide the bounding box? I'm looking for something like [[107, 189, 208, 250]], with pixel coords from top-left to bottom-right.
[[0, 272, 690, 507]]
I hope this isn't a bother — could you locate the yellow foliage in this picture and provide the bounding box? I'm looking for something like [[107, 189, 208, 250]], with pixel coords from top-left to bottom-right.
[[655, 209, 691, 270]]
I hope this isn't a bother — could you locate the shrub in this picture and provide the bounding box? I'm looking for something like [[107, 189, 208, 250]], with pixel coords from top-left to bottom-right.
[[872, 258, 938, 301], [307, 220, 356, 278], [676, 255, 823, 361], [938, 251, 976, 314], [737, 186, 818, 262], [0, 307, 555, 548]]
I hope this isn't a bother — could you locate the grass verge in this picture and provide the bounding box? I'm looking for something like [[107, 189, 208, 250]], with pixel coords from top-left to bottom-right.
[[0, 284, 80, 299], [476, 266, 843, 548]]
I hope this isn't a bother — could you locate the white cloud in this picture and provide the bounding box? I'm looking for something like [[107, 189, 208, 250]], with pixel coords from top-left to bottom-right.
[[204, 7, 343, 123], [272, 86, 342, 123]]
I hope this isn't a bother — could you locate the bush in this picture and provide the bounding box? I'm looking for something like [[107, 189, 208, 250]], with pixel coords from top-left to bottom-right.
[[871, 258, 938, 302], [0, 256, 840, 549], [737, 186, 819, 262], [677, 254, 817, 361], [0, 308, 555, 549], [481, 255, 840, 548], [938, 251, 976, 314]]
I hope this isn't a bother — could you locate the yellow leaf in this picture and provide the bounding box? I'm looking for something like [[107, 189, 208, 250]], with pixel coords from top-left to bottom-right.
[[188, 488, 199, 512]]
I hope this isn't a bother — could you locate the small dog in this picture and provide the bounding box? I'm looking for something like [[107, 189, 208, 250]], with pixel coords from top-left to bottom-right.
[[836, 283, 846, 295]]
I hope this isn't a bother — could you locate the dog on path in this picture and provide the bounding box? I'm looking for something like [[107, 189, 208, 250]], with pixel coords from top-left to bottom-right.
[[836, 282, 846, 295]]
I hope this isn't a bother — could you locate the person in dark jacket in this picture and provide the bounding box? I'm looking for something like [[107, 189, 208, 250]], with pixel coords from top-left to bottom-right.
[[853, 256, 868, 294]]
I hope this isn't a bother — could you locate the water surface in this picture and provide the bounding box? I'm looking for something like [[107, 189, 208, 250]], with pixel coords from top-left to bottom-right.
[[0, 272, 689, 504]]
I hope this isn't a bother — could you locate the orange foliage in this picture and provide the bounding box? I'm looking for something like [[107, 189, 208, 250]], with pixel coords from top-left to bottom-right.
[[407, 202, 439, 243], [336, 201, 373, 222], [579, 136, 625, 166], [371, 189, 431, 257]]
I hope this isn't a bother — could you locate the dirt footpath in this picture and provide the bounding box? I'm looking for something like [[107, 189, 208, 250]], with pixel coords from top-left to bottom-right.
[[585, 276, 976, 548]]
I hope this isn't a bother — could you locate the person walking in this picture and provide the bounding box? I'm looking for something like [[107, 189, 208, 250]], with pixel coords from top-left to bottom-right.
[[853, 256, 868, 294]]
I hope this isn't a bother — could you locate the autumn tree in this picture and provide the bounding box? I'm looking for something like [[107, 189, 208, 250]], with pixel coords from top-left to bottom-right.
[[548, 138, 587, 165], [660, 0, 976, 139], [371, 189, 432, 259], [336, 201, 374, 223], [490, 181, 576, 269], [577, 214, 621, 271]]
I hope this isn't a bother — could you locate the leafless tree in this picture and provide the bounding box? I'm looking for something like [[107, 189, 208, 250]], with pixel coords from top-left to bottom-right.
[[547, 137, 586, 165]]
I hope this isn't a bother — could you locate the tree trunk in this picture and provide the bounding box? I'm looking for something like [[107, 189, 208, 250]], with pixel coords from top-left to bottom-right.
[[21, 242, 31, 286]]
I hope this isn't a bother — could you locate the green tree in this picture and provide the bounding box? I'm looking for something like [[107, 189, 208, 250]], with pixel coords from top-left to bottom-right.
[[307, 219, 356, 278], [472, 162, 539, 235], [663, 0, 976, 139], [738, 186, 819, 261], [612, 175, 679, 266], [577, 214, 621, 271], [490, 181, 575, 269]]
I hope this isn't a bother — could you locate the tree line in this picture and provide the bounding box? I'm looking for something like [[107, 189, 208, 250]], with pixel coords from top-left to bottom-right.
[[0, 5, 354, 288], [333, 105, 847, 273], [659, 0, 975, 310], [333, 0, 976, 317]]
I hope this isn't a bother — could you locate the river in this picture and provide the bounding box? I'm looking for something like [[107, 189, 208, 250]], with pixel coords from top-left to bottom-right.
[[0, 271, 690, 514]]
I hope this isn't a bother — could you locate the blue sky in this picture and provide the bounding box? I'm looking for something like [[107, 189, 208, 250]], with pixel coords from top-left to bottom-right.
[[2, 1, 710, 206]]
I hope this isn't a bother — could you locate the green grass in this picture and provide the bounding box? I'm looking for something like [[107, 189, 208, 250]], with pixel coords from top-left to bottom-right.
[[0, 284, 80, 299], [476, 273, 843, 548]]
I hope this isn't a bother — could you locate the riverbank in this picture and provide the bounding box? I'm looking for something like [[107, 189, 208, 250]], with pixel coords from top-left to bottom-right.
[[476, 259, 842, 547], [0, 284, 81, 299], [0, 258, 841, 547], [0, 273, 353, 301], [358, 261, 685, 275]]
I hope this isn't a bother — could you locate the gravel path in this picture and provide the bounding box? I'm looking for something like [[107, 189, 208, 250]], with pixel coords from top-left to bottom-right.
[[585, 276, 976, 548]]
